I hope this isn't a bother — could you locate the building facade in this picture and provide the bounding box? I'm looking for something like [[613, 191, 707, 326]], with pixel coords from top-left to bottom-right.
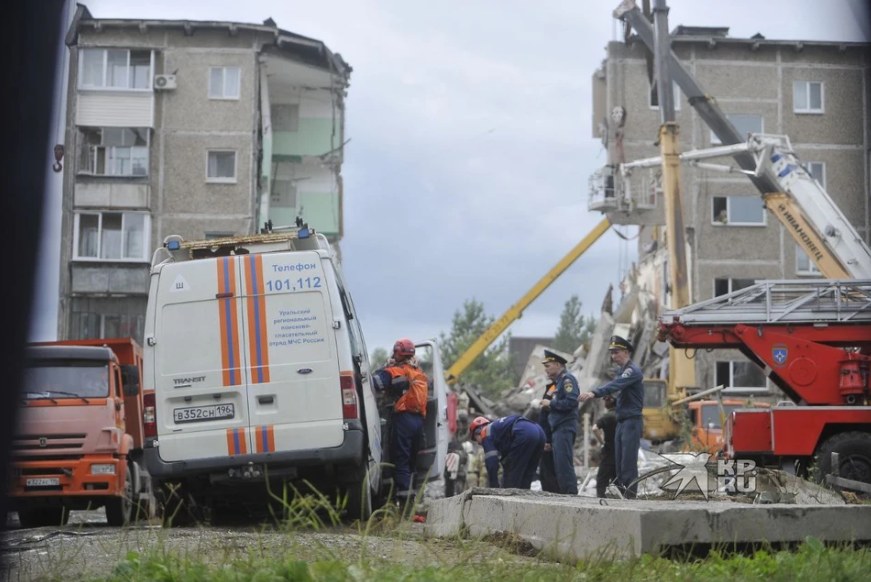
[[590, 27, 871, 397], [57, 6, 351, 343]]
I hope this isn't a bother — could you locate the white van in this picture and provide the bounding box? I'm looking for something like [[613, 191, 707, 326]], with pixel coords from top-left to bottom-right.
[[141, 226, 447, 523]]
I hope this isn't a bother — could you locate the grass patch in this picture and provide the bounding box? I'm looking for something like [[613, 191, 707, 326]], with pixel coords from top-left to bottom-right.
[[72, 538, 871, 582]]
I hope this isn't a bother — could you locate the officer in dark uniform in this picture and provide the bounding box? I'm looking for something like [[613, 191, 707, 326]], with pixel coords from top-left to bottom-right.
[[539, 350, 579, 495], [579, 336, 644, 499], [537, 380, 560, 493]]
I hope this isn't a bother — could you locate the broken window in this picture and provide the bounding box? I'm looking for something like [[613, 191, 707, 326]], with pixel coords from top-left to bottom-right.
[[78, 127, 149, 176]]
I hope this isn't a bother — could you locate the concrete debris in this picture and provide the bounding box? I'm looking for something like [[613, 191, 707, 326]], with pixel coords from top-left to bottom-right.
[[425, 489, 871, 561]]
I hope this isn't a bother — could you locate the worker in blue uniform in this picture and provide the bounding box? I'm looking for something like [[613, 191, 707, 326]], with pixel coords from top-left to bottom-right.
[[470, 414, 546, 490], [579, 336, 645, 499], [539, 350, 579, 495]]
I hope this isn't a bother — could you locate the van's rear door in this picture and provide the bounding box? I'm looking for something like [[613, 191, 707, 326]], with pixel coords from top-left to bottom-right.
[[415, 341, 448, 481], [238, 252, 343, 454], [154, 257, 250, 462]]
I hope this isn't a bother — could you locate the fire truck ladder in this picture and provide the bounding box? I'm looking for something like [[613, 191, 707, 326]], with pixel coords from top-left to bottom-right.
[[662, 279, 871, 326]]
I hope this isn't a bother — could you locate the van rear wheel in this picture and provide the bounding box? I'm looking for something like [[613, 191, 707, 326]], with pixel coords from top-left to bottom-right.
[[344, 478, 372, 522]]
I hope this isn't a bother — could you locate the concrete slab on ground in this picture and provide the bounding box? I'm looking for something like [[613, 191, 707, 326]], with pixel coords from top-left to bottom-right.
[[425, 488, 871, 560]]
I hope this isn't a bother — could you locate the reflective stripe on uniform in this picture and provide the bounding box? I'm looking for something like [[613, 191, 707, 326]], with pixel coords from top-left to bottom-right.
[[484, 450, 499, 460]]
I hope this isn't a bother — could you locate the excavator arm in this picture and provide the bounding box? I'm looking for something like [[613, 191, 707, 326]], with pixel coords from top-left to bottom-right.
[[444, 218, 611, 385]]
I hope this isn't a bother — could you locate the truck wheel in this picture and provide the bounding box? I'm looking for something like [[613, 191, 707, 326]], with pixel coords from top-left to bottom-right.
[[816, 431, 871, 491], [105, 465, 134, 527], [344, 478, 372, 522]]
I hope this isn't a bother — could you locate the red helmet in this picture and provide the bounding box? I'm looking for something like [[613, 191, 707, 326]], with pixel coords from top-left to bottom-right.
[[469, 416, 491, 440], [393, 338, 416, 358]]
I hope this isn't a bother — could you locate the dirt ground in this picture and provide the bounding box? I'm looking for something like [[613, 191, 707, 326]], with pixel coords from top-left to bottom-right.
[[0, 507, 538, 582]]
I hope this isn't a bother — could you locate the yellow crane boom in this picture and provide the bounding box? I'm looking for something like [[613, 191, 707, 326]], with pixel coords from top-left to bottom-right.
[[445, 217, 612, 385]]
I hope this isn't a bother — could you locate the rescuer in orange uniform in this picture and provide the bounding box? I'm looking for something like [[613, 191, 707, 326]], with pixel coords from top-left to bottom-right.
[[373, 338, 429, 505]]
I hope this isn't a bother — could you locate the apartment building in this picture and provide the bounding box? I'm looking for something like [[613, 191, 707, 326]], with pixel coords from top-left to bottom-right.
[[57, 5, 351, 343], [590, 26, 870, 397]]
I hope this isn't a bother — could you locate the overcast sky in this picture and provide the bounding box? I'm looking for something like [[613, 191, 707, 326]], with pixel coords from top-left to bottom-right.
[[30, 0, 870, 359]]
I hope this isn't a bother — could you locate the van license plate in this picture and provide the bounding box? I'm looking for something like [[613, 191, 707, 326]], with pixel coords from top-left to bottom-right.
[[26, 478, 60, 487], [174, 403, 235, 423]]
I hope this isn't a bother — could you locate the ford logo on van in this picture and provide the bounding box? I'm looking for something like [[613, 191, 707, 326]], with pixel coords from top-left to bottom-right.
[[297, 368, 313, 375]]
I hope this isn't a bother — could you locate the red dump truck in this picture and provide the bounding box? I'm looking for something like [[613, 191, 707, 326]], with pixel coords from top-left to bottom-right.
[[8, 338, 156, 528]]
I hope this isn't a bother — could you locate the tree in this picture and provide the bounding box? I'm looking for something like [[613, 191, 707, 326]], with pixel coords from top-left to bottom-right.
[[552, 294, 597, 354], [370, 347, 389, 369], [439, 298, 515, 397]]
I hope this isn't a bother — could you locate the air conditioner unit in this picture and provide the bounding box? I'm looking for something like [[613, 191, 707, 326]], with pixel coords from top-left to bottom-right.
[[154, 74, 177, 90]]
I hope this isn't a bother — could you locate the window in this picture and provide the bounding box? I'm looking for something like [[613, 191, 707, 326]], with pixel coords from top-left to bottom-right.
[[272, 104, 300, 131], [209, 67, 241, 99], [271, 179, 297, 207], [648, 79, 681, 110], [712, 114, 763, 145], [71, 297, 147, 344], [716, 361, 767, 393], [712, 196, 766, 226], [23, 363, 110, 399], [73, 212, 150, 261], [80, 49, 152, 90], [206, 151, 237, 182], [796, 245, 822, 276], [805, 161, 825, 188], [714, 278, 756, 297], [78, 128, 149, 176], [794, 81, 824, 114]]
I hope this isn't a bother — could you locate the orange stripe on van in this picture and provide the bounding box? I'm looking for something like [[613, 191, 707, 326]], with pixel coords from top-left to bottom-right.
[[254, 425, 275, 453], [254, 255, 271, 383], [244, 254, 271, 385], [227, 257, 243, 386], [217, 257, 243, 387], [225, 427, 247, 455], [267, 425, 275, 453], [217, 259, 232, 386]]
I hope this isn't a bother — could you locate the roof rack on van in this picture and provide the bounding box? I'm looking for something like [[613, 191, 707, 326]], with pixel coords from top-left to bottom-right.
[[151, 224, 332, 268]]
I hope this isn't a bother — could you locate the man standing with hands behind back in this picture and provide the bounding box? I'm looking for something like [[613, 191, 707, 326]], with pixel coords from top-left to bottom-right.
[[539, 350, 579, 495], [579, 336, 644, 499]]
